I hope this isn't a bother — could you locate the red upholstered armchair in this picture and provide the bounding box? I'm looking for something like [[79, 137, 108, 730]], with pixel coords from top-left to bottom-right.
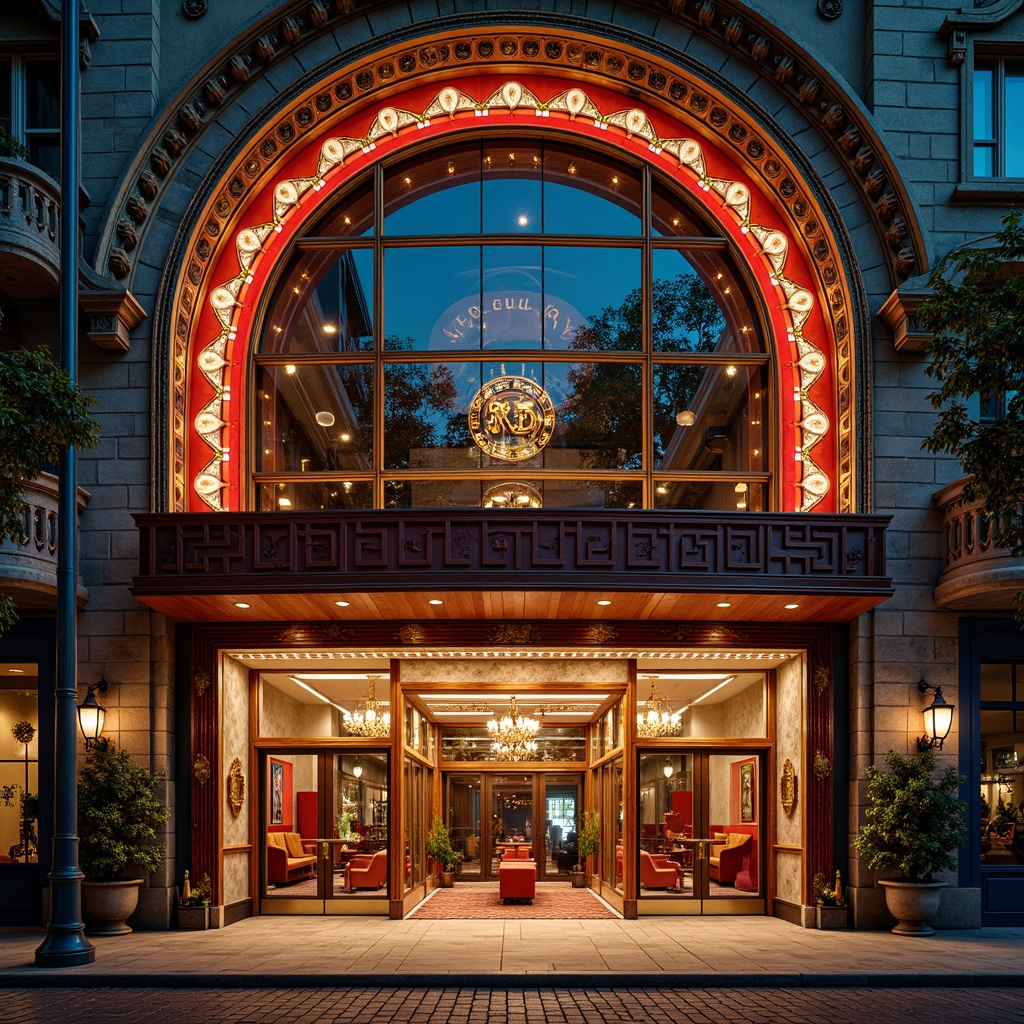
[[709, 833, 752, 885], [640, 850, 682, 889], [345, 850, 388, 891]]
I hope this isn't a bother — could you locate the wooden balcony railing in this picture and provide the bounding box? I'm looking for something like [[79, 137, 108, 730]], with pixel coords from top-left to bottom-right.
[[934, 477, 1024, 610], [0, 474, 90, 611]]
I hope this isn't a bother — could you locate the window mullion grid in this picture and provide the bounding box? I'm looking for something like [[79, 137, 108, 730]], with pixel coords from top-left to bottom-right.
[[373, 161, 385, 508]]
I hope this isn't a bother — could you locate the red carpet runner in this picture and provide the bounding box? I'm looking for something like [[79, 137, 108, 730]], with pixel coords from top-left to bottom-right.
[[408, 881, 618, 920]]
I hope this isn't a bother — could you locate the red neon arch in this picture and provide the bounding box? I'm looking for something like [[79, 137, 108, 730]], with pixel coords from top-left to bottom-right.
[[184, 75, 837, 513]]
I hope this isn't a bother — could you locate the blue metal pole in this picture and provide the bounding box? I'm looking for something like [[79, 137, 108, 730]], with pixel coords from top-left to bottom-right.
[[35, 0, 95, 967]]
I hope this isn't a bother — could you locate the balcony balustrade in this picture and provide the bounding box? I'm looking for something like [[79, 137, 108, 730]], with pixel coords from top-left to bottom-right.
[[0, 474, 90, 611], [0, 157, 61, 299], [934, 477, 1024, 610]]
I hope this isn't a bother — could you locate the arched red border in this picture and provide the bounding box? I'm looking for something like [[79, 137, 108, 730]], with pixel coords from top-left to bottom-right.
[[185, 74, 837, 513]]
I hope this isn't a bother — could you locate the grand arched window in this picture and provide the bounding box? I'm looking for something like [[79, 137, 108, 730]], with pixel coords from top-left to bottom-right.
[[253, 136, 771, 512]]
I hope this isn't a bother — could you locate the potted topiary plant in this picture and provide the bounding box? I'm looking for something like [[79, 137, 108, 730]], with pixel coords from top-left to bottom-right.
[[78, 744, 169, 935], [852, 748, 967, 935], [571, 811, 600, 888]]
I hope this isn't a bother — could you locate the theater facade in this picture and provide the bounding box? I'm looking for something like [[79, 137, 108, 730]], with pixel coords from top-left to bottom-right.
[[1, 0, 1023, 930]]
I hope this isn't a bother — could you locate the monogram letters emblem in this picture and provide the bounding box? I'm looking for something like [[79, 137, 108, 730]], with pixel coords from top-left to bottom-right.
[[468, 376, 555, 462]]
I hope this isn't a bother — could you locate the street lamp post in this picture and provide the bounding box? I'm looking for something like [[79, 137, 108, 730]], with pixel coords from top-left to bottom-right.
[[35, 0, 95, 967]]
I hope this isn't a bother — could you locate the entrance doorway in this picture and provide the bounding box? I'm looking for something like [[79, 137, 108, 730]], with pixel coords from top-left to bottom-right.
[[259, 749, 390, 913], [638, 749, 766, 914], [445, 772, 583, 881]]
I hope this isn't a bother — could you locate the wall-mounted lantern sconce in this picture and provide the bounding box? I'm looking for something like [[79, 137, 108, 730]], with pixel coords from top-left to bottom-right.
[[917, 679, 954, 751], [77, 680, 109, 750], [662, 757, 674, 779], [353, 758, 363, 779]]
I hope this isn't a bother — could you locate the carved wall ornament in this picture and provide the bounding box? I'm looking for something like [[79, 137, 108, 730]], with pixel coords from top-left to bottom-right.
[[490, 623, 538, 645], [194, 668, 211, 697], [194, 753, 212, 786], [817, 0, 843, 19], [396, 624, 426, 644], [814, 663, 830, 693], [813, 749, 831, 780], [227, 757, 245, 816], [586, 624, 619, 644], [780, 758, 798, 814]]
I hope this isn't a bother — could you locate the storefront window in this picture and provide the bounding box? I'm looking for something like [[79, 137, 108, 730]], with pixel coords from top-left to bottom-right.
[[0, 664, 38, 864], [258, 671, 391, 739], [254, 136, 770, 511], [980, 662, 1024, 866]]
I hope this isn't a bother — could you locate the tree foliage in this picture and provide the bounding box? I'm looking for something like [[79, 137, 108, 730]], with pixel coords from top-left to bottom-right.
[[917, 210, 1024, 564], [851, 748, 967, 882], [78, 744, 169, 881], [0, 347, 98, 635]]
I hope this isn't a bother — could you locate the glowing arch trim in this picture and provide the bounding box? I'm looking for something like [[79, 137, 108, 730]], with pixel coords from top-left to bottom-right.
[[188, 79, 834, 513]]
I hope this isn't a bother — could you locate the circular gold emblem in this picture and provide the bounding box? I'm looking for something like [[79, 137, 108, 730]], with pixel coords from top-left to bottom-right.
[[468, 376, 555, 462]]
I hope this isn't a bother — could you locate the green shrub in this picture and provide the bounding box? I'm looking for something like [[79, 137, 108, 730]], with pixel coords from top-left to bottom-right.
[[852, 748, 967, 882], [78, 745, 169, 881]]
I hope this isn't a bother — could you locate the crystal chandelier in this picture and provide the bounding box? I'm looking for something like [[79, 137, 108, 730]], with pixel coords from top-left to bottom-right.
[[343, 677, 391, 738], [636, 677, 681, 738], [487, 695, 540, 761]]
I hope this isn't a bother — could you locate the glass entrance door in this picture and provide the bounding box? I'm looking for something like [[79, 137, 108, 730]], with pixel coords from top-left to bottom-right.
[[260, 749, 390, 913], [444, 772, 583, 881], [639, 749, 765, 914]]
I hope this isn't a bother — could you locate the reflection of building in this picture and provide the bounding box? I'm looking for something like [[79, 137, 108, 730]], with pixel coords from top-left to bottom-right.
[[2, 0, 1024, 930]]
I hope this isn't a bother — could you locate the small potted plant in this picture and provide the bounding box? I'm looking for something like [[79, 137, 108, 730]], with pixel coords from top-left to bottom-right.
[[178, 870, 212, 930], [813, 870, 847, 929], [852, 748, 967, 935], [571, 811, 600, 888], [440, 847, 462, 887], [426, 815, 454, 881], [78, 744, 169, 935]]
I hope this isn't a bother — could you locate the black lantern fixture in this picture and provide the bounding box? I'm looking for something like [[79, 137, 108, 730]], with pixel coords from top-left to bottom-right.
[[77, 680, 109, 750], [916, 679, 954, 751]]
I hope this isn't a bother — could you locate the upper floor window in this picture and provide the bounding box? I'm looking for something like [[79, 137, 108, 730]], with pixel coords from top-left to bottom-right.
[[253, 137, 771, 513], [974, 59, 1024, 178], [0, 57, 59, 180]]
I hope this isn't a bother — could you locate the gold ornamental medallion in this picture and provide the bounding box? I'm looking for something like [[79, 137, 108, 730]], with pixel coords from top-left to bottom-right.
[[468, 376, 555, 462]]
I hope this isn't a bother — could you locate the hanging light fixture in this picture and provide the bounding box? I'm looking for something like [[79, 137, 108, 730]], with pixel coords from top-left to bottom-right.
[[343, 677, 391, 738], [487, 696, 539, 761], [637, 676, 681, 738]]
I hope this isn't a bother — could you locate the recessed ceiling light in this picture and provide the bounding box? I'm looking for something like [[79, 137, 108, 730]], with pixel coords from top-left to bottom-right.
[[335, 600, 350, 607], [784, 602, 799, 610], [234, 602, 251, 609], [9, 668, 25, 674], [716, 601, 732, 608], [597, 599, 612, 606], [428, 599, 444, 606]]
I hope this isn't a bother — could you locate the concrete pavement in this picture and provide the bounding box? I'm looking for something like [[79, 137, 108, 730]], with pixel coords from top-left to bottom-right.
[[2, 910, 1023, 989]]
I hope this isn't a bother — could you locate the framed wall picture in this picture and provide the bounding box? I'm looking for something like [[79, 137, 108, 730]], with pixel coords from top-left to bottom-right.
[[269, 757, 292, 828], [730, 757, 757, 824]]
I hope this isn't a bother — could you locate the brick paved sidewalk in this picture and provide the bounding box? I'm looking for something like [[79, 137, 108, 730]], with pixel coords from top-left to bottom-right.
[[2, 916, 1023, 989]]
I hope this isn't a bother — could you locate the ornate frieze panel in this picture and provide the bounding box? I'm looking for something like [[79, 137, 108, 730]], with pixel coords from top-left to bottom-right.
[[136, 509, 890, 592]]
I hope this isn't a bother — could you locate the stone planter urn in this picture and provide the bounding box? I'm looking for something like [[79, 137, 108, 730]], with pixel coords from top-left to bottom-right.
[[439, 871, 455, 888], [177, 905, 210, 930], [879, 879, 946, 936], [82, 878, 143, 936], [815, 904, 848, 929], [570, 869, 587, 888]]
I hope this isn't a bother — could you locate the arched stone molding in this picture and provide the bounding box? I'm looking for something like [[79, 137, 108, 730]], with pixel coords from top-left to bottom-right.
[[93, 0, 924, 295], [167, 65, 853, 517]]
